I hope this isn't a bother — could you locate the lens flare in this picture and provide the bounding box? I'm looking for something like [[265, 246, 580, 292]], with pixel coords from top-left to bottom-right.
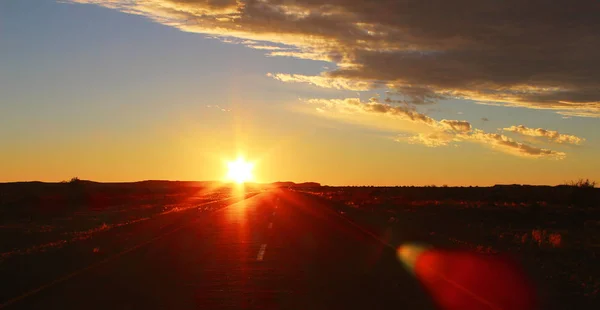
[[397, 243, 537, 310], [396, 243, 432, 274]]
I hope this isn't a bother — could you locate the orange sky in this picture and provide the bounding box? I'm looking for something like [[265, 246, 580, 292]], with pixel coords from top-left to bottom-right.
[[1, 1, 599, 186]]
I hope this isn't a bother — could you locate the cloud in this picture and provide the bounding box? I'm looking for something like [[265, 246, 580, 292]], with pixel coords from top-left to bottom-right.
[[440, 119, 472, 133], [403, 132, 455, 147], [69, 0, 600, 117], [503, 125, 584, 145], [386, 85, 448, 105], [247, 45, 290, 51], [308, 97, 565, 159], [268, 73, 376, 91], [306, 98, 436, 126], [466, 130, 566, 159], [467, 89, 600, 118], [557, 110, 600, 118], [206, 104, 231, 112], [404, 128, 564, 159]]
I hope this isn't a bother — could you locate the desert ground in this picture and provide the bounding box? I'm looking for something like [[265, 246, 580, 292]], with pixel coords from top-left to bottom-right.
[[0, 180, 598, 309]]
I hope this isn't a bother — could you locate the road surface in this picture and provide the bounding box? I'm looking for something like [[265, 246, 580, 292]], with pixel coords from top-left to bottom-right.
[[3, 190, 437, 309]]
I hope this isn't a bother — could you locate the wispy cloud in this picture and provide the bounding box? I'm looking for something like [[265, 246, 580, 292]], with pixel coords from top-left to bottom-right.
[[248, 45, 290, 51], [440, 119, 472, 133], [68, 0, 600, 117], [307, 97, 436, 126], [268, 73, 376, 91], [308, 97, 566, 159], [206, 105, 231, 112], [503, 125, 584, 145], [466, 130, 566, 159], [403, 132, 456, 148], [403, 129, 565, 159]]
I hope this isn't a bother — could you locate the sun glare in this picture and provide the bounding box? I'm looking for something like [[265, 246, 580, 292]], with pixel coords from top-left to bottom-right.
[[226, 157, 255, 184]]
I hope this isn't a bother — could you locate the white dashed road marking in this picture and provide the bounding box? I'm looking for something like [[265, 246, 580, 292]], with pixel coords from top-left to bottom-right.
[[256, 244, 267, 261]]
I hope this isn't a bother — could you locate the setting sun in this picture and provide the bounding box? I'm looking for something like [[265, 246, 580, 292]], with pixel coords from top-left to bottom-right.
[[226, 157, 255, 184]]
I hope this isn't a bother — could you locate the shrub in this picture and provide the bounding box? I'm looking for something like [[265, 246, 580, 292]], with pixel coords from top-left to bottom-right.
[[565, 179, 596, 188]]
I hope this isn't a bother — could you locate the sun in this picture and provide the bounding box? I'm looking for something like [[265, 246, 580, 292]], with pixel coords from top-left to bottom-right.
[[226, 157, 255, 184]]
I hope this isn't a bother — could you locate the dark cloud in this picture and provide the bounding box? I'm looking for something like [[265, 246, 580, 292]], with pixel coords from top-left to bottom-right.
[[72, 0, 600, 116], [386, 85, 445, 105]]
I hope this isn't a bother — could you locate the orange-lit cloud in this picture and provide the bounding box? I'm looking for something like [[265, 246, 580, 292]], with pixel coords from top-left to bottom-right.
[[404, 129, 565, 159], [465, 130, 566, 159], [308, 98, 566, 159], [503, 125, 584, 145], [307, 97, 436, 126], [268, 73, 376, 91], [440, 119, 472, 133], [403, 132, 456, 148], [68, 0, 600, 118]]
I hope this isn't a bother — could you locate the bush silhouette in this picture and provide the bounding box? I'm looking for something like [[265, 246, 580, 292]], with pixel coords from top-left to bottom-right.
[[565, 179, 597, 188]]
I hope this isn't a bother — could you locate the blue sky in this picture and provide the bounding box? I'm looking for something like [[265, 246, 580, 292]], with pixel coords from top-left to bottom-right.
[[1, 0, 598, 185]]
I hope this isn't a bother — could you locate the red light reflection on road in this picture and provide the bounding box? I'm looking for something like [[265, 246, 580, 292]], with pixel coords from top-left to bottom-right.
[[216, 189, 252, 308]]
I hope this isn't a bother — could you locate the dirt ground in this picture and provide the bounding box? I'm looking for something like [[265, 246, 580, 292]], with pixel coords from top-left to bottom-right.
[[300, 186, 600, 308]]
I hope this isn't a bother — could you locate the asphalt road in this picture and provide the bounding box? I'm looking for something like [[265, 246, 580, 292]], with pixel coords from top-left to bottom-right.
[[3, 190, 438, 309]]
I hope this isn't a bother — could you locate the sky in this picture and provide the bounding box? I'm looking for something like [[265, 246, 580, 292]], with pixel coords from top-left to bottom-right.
[[1, 0, 599, 186]]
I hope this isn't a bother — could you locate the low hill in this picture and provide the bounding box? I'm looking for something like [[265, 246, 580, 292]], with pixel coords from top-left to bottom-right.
[[270, 182, 321, 188]]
